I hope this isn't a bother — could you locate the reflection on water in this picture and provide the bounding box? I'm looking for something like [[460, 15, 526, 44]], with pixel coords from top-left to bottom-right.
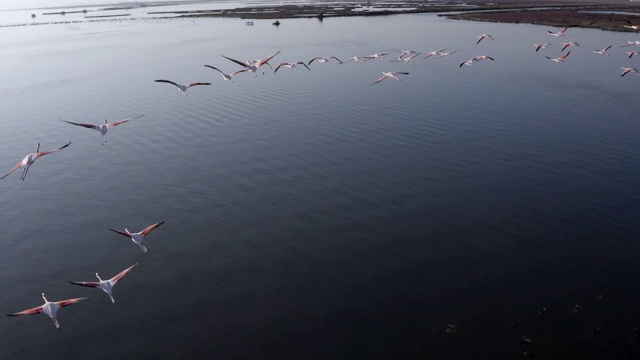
[[1, 8, 640, 359]]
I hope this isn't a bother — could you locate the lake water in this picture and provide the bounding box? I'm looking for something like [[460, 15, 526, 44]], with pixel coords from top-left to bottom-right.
[[1, 7, 640, 359]]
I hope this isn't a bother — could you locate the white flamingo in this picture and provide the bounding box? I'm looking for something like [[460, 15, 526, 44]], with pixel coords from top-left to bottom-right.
[[203, 65, 248, 83], [308, 56, 343, 65], [547, 26, 569, 36], [1, 141, 71, 181], [342, 56, 372, 64], [69, 263, 138, 304], [154, 80, 211, 96], [222, 50, 281, 76], [392, 52, 420, 64], [274, 61, 310, 72], [367, 53, 389, 60], [371, 71, 409, 85], [423, 48, 446, 58], [60, 115, 143, 145], [109, 221, 165, 253], [534, 43, 552, 52], [6, 293, 88, 329], [396, 50, 418, 60], [436, 50, 458, 58], [593, 46, 612, 55], [561, 42, 579, 51], [622, 40, 640, 47], [627, 51, 639, 59], [621, 67, 640, 77], [624, 21, 640, 30], [546, 51, 571, 63], [476, 34, 494, 45]]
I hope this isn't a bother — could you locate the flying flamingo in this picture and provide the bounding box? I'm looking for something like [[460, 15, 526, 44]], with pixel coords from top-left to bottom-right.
[[1, 141, 71, 181], [624, 21, 640, 30], [436, 50, 458, 58], [308, 56, 343, 65], [154, 80, 211, 96], [534, 43, 553, 52], [203, 65, 248, 83], [423, 48, 447, 58], [69, 263, 138, 304], [6, 293, 88, 329], [593, 46, 612, 55], [620, 67, 640, 77], [396, 50, 418, 60], [392, 52, 420, 64], [546, 51, 571, 63], [547, 26, 569, 36], [274, 61, 311, 72], [476, 34, 494, 44], [221, 50, 281, 76], [342, 56, 372, 64], [561, 42, 579, 51], [475, 55, 495, 61], [622, 40, 640, 47], [627, 51, 639, 58], [460, 58, 479, 67], [367, 53, 389, 60], [60, 114, 144, 145], [371, 71, 410, 85], [109, 221, 165, 253]]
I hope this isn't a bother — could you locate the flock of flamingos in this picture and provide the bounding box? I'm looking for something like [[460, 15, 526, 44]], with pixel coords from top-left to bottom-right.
[[4, 19, 640, 330]]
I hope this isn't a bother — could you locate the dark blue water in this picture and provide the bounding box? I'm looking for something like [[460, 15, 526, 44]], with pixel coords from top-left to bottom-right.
[[1, 9, 640, 359]]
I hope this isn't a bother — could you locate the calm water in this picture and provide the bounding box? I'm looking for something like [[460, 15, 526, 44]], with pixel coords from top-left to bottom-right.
[[1, 9, 640, 359]]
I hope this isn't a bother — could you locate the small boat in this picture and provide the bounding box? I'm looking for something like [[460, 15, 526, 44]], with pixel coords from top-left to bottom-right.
[[273, 20, 280, 26]]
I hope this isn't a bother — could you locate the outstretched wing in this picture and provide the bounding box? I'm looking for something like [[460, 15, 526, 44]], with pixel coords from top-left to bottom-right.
[[204, 65, 224, 74], [109, 114, 144, 128], [6, 305, 43, 316], [140, 221, 165, 236], [110, 263, 139, 284], [69, 281, 100, 288], [35, 141, 71, 159], [155, 79, 180, 88], [109, 228, 131, 238], [259, 50, 281, 66], [60, 119, 98, 130], [187, 82, 211, 88], [1, 161, 24, 180], [56, 296, 88, 308], [222, 55, 250, 69]]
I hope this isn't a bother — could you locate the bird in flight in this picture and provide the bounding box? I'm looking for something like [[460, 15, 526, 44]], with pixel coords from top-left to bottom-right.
[[476, 34, 494, 45], [1, 141, 71, 181], [155, 80, 211, 96], [274, 61, 311, 72], [546, 51, 571, 63], [204, 65, 248, 83], [593, 46, 612, 55], [371, 71, 409, 85], [60, 115, 144, 145], [109, 221, 165, 253], [222, 50, 281, 76], [534, 43, 552, 52], [620, 67, 640, 77], [561, 42, 579, 51], [308, 56, 343, 65], [547, 26, 570, 36], [6, 293, 88, 329], [69, 263, 138, 304]]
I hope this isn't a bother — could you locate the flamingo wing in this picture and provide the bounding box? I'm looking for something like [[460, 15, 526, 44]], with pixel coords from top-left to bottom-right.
[[222, 55, 251, 69], [35, 141, 71, 159], [109, 114, 144, 128], [1, 161, 24, 180], [140, 221, 165, 236], [60, 119, 98, 130], [274, 63, 287, 73], [371, 75, 388, 85], [187, 82, 211, 88], [155, 79, 181, 88], [297, 62, 311, 71], [69, 281, 100, 288], [259, 50, 281, 66], [56, 296, 88, 308], [231, 69, 248, 76], [204, 65, 224, 74], [110, 263, 139, 284], [6, 305, 43, 316], [109, 228, 131, 238]]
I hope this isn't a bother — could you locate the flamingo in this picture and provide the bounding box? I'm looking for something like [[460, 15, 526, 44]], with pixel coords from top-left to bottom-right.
[[622, 40, 640, 47], [367, 53, 389, 60], [6, 293, 88, 329], [476, 33, 494, 45], [534, 43, 553, 52], [60, 115, 144, 145], [436, 50, 458, 58], [547, 26, 569, 36], [624, 21, 640, 30], [221, 50, 281, 76], [203, 65, 248, 83], [546, 51, 571, 63], [423, 48, 446, 58], [460, 58, 479, 67], [1, 141, 71, 181], [274, 61, 310, 72], [396, 50, 418, 60], [561, 42, 579, 51], [109, 221, 165, 253], [342, 56, 372, 64], [475, 55, 495, 61], [620, 67, 640, 77], [371, 71, 409, 85], [154, 80, 211, 96], [593, 46, 612, 55], [308, 56, 343, 65], [69, 263, 138, 304], [627, 51, 639, 59], [392, 52, 420, 64]]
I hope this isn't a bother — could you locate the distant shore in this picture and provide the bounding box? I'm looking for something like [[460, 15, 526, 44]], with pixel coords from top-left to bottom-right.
[[159, 2, 640, 32]]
